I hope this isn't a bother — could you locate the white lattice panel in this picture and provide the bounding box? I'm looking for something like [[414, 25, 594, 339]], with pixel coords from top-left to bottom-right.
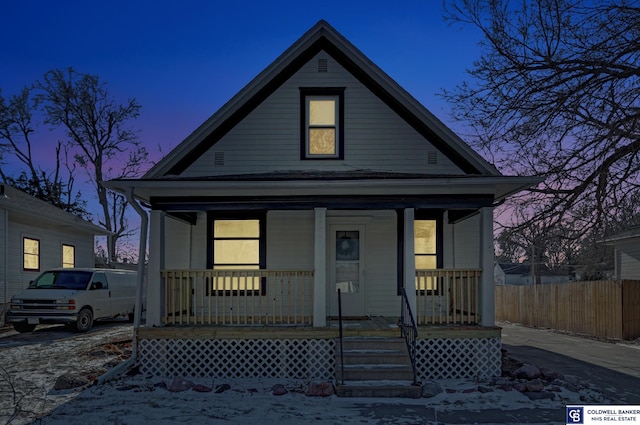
[[415, 337, 501, 380], [138, 338, 335, 380]]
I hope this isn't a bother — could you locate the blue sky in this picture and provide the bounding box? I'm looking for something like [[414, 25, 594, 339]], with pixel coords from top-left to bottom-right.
[[2, 0, 483, 165]]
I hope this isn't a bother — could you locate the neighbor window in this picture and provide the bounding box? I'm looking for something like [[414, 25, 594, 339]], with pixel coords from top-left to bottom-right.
[[23, 237, 40, 271], [208, 213, 266, 294], [414, 216, 443, 293], [300, 88, 344, 159], [62, 244, 75, 268]]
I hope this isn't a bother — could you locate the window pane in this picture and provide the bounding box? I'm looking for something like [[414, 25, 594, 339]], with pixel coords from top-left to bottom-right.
[[24, 238, 39, 255], [415, 220, 436, 254], [24, 238, 39, 270], [214, 220, 259, 238], [63, 245, 75, 268], [416, 255, 437, 269], [309, 129, 336, 154], [214, 240, 259, 265], [309, 100, 335, 125]]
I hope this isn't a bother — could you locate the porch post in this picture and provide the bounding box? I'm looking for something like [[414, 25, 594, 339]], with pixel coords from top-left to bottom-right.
[[146, 210, 165, 327], [403, 208, 417, 313], [313, 208, 327, 327], [479, 207, 495, 326]]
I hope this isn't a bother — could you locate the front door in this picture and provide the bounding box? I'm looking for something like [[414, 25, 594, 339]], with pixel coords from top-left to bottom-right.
[[328, 225, 366, 317]]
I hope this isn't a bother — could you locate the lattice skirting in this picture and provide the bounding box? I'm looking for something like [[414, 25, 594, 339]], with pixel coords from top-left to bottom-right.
[[415, 337, 502, 380], [138, 338, 335, 380], [137, 336, 500, 381]]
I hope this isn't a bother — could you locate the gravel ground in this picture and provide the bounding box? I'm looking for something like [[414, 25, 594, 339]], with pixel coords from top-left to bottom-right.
[[0, 321, 133, 425]]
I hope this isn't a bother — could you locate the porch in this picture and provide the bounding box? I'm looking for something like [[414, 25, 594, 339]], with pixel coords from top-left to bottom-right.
[[160, 268, 482, 327]]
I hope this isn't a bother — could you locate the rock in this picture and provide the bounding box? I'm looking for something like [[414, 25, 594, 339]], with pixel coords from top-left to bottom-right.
[[421, 382, 443, 398], [168, 377, 194, 392], [498, 384, 513, 391], [272, 384, 288, 396], [478, 386, 493, 393], [526, 379, 545, 392], [54, 373, 89, 390], [192, 384, 212, 393], [462, 387, 477, 393], [525, 391, 555, 401], [305, 382, 335, 397], [540, 368, 564, 381], [515, 364, 541, 380], [215, 384, 231, 394], [549, 385, 562, 392], [445, 388, 457, 394], [513, 382, 527, 392]]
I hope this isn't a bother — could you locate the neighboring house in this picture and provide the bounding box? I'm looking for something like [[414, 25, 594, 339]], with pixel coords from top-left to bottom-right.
[[495, 263, 532, 285], [494, 263, 572, 285], [604, 227, 640, 280], [105, 21, 540, 390], [0, 184, 110, 324]]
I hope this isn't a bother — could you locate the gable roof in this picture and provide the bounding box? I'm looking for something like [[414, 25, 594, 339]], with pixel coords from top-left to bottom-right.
[[145, 20, 500, 178], [603, 226, 640, 244], [0, 184, 110, 235]]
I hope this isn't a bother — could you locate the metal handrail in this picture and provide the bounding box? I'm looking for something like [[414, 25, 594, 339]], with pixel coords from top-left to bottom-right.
[[337, 288, 345, 385], [400, 287, 418, 385]]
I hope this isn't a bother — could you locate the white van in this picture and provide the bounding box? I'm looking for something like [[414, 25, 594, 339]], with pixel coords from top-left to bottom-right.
[[6, 268, 137, 333]]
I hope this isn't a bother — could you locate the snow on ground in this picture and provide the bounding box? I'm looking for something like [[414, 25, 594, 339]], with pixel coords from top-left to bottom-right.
[[0, 322, 619, 425]]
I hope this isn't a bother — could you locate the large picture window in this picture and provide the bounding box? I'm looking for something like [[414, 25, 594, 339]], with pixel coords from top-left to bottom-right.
[[300, 88, 344, 159], [208, 213, 266, 295], [23, 237, 40, 271]]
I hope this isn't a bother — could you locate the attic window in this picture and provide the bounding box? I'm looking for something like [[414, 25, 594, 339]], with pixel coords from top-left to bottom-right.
[[318, 58, 328, 72], [300, 88, 345, 160]]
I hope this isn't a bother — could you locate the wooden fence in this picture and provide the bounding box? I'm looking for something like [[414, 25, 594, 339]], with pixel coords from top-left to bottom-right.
[[495, 280, 640, 340]]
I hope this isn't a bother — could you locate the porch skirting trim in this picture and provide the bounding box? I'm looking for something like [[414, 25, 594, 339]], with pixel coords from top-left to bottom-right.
[[138, 338, 336, 380], [137, 336, 501, 381]]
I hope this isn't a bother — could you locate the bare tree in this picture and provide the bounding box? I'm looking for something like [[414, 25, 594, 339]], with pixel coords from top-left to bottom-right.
[[35, 68, 149, 262], [442, 0, 640, 237], [0, 88, 87, 217]]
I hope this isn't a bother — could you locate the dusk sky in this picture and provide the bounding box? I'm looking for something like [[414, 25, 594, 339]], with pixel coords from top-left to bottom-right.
[[2, 0, 483, 168]]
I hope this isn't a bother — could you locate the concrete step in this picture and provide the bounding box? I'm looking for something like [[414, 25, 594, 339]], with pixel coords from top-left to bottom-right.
[[338, 337, 407, 351], [337, 350, 411, 365], [335, 380, 422, 398], [338, 364, 415, 381]]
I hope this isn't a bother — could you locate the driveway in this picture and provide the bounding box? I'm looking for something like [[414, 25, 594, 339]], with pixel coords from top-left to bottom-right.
[[500, 322, 640, 404], [0, 321, 133, 425]]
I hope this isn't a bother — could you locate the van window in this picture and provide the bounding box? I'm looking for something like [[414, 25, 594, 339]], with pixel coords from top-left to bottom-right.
[[32, 271, 93, 290], [92, 273, 108, 289]]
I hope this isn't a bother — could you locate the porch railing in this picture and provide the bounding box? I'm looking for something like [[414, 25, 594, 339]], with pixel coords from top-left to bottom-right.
[[162, 269, 314, 326], [400, 287, 418, 384], [415, 269, 481, 325]]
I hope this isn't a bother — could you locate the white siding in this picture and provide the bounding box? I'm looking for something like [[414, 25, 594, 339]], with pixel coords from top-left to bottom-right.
[[164, 216, 193, 269], [451, 214, 481, 269], [267, 211, 315, 269], [184, 52, 463, 177]]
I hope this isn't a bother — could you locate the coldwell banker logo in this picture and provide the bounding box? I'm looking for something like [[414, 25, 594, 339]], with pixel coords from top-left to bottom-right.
[[566, 406, 584, 424]]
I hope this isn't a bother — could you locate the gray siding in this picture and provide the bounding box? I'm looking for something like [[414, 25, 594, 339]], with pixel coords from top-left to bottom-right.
[[184, 52, 463, 177], [618, 240, 640, 279], [451, 215, 481, 269], [2, 212, 96, 305], [164, 216, 193, 269]]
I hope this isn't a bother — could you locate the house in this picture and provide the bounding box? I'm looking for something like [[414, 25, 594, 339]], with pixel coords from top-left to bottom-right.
[[494, 263, 572, 285], [0, 184, 110, 324], [604, 227, 640, 280], [104, 21, 541, 391]]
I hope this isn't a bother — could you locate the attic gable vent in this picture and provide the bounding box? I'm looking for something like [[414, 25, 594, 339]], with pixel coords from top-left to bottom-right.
[[317, 58, 328, 72], [427, 151, 438, 165], [214, 151, 225, 166]]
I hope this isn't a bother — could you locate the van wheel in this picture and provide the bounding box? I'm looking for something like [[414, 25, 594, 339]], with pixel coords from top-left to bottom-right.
[[13, 322, 37, 333], [75, 308, 93, 332]]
